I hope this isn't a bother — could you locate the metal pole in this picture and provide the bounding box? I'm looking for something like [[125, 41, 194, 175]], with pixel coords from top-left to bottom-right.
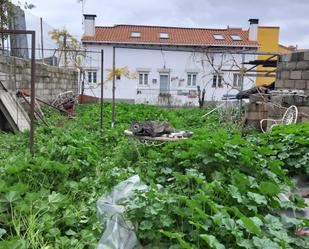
[[40, 17, 44, 64], [111, 46, 115, 128], [100, 49, 104, 129], [30, 31, 36, 155], [239, 51, 245, 114], [63, 33, 67, 67]]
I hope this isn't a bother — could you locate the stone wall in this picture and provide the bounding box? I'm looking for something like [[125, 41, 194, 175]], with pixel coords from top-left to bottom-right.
[[245, 51, 309, 131], [0, 54, 78, 102], [276, 51, 309, 95]]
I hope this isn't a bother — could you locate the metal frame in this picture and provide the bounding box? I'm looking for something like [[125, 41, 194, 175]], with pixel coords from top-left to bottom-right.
[[0, 29, 36, 154]]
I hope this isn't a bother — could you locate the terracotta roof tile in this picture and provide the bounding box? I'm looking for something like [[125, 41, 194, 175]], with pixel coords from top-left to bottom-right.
[[82, 25, 259, 47]]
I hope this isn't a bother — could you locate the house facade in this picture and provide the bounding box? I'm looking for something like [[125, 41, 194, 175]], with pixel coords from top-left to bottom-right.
[[81, 15, 260, 106]]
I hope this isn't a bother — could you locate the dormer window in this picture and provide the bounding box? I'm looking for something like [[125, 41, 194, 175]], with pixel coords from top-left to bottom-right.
[[213, 34, 224, 40], [230, 34, 242, 41], [159, 32, 169, 39], [131, 31, 141, 38]]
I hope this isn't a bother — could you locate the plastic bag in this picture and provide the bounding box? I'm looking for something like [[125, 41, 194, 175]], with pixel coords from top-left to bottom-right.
[[96, 175, 148, 249]]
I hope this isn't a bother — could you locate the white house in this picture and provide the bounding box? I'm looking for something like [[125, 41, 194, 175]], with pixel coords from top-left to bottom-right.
[[81, 15, 260, 106]]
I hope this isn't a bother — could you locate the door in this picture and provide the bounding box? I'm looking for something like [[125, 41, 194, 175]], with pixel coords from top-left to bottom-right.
[[160, 74, 169, 93]]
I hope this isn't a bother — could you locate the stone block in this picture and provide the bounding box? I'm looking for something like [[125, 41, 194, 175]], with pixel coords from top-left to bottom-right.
[[36, 83, 44, 89], [302, 71, 309, 80], [277, 62, 287, 70], [283, 80, 295, 88], [0, 56, 8, 63], [287, 62, 297, 70], [296, 61, 309, 70], [275, 80, 284, 88], [290, 71, 302, 80], [307, 81, 309, 90], [295, 80, 307, 89], [299, 106, 309, 115], [268, 106, 285, 119], [43, 89, 52, 95], [291, 52, 304, 62], [304, 51, 309, 61], [281, 70, 290, 80], [246, 111, 268, 120], [247, 104, 258, 112], [249, 94, 268, 103], [281, 53, 292, 62]]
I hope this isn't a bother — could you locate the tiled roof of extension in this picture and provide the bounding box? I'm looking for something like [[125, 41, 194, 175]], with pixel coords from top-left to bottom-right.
[[82, 24, 259, 47]]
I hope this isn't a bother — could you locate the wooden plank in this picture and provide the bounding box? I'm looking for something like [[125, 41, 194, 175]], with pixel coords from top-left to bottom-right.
[[0, 92, 30, 132]]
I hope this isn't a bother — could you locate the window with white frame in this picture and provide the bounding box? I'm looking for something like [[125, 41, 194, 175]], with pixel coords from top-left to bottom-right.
[[230, 34, 242, 41], [159, 32, 169, 39], [187, 73, 197, 87], [131, 31, 141, 38], [87, 71, 97, 84], [233, 74, 242, 88], [138, 72, 149, 85], [212, 74, 223, 88], [213, 34, 224, 40]]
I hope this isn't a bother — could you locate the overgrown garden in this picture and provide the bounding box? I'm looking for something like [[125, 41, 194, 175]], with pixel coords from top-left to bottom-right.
[[0, 103, 308, 248]]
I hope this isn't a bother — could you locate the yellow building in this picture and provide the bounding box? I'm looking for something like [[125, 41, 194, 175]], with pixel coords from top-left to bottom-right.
[[256, 26, 295, 86]]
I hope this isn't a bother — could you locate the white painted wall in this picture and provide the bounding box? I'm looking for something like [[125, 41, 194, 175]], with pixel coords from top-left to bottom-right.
[[82, 43, 256, 106]]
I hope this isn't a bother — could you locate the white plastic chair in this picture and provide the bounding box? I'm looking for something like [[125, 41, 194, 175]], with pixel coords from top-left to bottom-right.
[[260, 105, 298, 133]]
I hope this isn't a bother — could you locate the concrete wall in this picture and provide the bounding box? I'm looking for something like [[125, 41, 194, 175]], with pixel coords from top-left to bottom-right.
[[82, 44, 256, 106], [276, 51, 309, 95], [0, 54, 78, 102]]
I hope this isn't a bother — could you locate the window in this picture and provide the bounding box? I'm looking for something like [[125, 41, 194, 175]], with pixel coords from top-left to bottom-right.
[[230, 34, 242, 41], [233, 74, 242, 87], [187, 73, 197, 87], [138, 72, 149, 85], [131, 31, 141, 38], [212, 74, 223, 88], [213, 34, 224, 40], [87, 71, 97, 83], [159, 74, 170, 92], [159, 32, 169, 39]]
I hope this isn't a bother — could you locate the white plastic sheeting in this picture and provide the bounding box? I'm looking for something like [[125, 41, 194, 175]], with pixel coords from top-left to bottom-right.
[[96, 175, 148, 249]]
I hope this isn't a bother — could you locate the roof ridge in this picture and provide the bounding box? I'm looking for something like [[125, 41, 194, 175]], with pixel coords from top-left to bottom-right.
[[95, 24, 246, 31]]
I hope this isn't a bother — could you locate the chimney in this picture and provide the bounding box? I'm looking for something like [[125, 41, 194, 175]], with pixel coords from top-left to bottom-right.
[[248, 18, 259, 41], [83, 14, 97, 36]]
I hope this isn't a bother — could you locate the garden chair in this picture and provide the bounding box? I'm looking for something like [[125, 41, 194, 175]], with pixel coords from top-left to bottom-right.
[[260, 105, 298, 133]]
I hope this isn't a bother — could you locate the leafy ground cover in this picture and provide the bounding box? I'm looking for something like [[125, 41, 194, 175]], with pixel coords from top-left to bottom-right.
[[0, 103, 308, 248]]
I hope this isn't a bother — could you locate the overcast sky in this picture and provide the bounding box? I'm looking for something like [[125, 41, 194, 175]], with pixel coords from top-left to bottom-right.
[[13, 0, 309, 49]]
